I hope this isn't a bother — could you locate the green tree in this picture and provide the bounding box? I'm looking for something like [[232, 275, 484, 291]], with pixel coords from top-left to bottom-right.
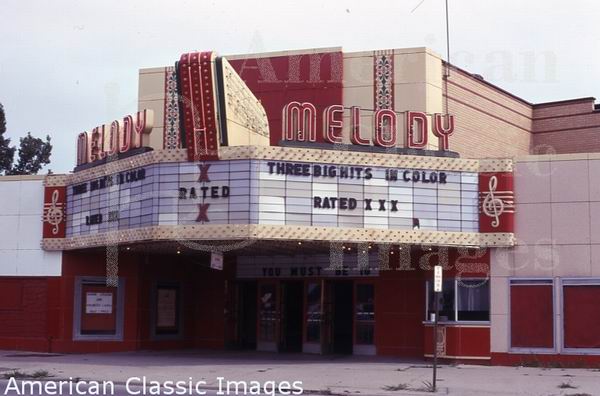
[[7, 133, 52, 175], [0, 103, 16, 174]]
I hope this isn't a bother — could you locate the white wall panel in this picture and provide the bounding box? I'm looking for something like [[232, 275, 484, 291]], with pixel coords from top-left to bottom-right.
[[0, 178, 62, 276]]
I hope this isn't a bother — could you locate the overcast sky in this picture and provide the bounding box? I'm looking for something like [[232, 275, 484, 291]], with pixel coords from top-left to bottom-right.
[[2, 0, 600, 173]]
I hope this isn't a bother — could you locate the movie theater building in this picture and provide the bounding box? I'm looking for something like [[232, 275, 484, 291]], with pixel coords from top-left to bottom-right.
[[1, 46, 600, 365]]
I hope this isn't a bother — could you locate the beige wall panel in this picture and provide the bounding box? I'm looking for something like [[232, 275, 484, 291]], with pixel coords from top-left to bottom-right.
[[551, 202, 590, 245], [514, 161, 551, 204], [343, 55, 374, 88], [490, 313, 509, 353], [512, 244, 554, 277], [491, 247, 514, 277], [138, 69, 166, 102], [137, 99, 165, 151], [490, 276, 509, 315], [591, 245, 600, 276], [550, 160, 590, 202], [393, 52, 426, 85], [552, 244, 591, 276], [343, 85, 375, 109], [514, 203, 552, 244]]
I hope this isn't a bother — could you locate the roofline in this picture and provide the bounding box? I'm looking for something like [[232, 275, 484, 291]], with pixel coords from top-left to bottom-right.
[[0, 174, 47, 181], [444, 61, 597, 109], [225, 46, 343, 60], [532, 97, 597, 108], [444, 61, 533, 106]]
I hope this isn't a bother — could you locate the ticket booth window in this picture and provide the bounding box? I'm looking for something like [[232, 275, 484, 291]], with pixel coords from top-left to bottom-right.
[[355, 284, 375, 345], [306, 282, 322, 343], [426, 280, 456, 321], [73, 277, 125, 341]]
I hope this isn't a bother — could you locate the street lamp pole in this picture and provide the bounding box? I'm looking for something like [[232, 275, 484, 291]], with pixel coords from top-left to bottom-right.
[[432, 265, 443, 392]]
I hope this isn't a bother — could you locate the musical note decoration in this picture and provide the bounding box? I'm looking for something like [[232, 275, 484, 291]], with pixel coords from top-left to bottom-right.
[[43, 187, 66, 237], [479, 174, 514, 229]]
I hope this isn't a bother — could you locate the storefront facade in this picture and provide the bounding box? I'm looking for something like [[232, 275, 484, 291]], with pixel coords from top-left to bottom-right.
[[1, 46, 599, 365]]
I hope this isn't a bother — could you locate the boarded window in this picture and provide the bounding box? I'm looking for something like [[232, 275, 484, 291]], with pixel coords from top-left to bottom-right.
[[510, 281, 554, 348], [563, 285, 600, 349]]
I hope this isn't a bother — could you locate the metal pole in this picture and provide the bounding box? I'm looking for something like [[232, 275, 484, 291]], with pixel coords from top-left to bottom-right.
[[433, 291, 439, 392]]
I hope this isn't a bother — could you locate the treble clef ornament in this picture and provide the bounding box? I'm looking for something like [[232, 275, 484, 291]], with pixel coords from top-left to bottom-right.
[[482, 176, 504, 228], [45, 189, 64, 235]]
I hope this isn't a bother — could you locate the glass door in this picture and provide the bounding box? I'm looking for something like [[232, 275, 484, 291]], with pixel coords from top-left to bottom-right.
[[257, 281, 279, 352], [354, 283, 376, 355], [304, 281, 323, 353], [321, 280, 334, 354]]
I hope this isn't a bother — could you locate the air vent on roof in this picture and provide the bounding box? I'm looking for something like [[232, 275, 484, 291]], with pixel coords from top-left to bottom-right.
[[473, 74, 485, 81]]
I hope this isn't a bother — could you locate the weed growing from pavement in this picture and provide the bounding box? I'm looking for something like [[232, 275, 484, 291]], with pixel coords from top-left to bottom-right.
[[558, 382, 578, 389], [418, 381, 435, 392], [382, 381, 436, 393], [382, 383, 409, 391]]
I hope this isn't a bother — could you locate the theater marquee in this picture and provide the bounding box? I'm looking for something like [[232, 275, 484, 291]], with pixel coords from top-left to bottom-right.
[[64, 158, 479, 238]]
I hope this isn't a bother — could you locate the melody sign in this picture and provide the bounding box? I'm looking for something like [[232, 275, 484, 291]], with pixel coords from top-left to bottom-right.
[[76, 110, 154, 166], [282, 102, 455, 150]]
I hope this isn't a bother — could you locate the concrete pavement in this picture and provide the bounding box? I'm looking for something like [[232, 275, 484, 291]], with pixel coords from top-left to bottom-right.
[[0, 350, 599, 395]]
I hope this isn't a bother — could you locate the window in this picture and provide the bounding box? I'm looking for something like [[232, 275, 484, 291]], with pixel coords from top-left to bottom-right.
[[510, 279, 554, 349], [563, 281, 600, 349], [73, 277, 125, 341], [355, 284, 375, 344], [427, 280, 456, 321], [426, 278, 490, 322], [457, 279, 490, 321], [305, 282, 322, 343]]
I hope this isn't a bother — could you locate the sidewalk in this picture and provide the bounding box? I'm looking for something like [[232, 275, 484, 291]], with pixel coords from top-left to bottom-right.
[[0, 349, 599, 395]]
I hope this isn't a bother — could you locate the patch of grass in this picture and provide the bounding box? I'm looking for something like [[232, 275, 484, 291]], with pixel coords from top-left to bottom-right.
[[1, 369, 51, 380], [521, 359, 541, 367], [565, 394, 591, 396], [558, 382, 578, 389], [31, 370, 50, 379], [382, 383, 408, 391], [2, 370, 28, 379]]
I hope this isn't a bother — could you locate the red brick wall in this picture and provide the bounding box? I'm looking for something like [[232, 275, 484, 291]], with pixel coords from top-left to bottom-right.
[[444, 66, 600, 157], [0, 278, 51, 351], [531, 98, 600, 154], [445, 67, 533, 158]]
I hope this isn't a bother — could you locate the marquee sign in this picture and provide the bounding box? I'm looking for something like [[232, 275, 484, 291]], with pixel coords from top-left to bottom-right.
[[76, 110, 154, 166], [282, 102, 455, 150], [64, 159, 479, 238], [237, 255, 380, 279]]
